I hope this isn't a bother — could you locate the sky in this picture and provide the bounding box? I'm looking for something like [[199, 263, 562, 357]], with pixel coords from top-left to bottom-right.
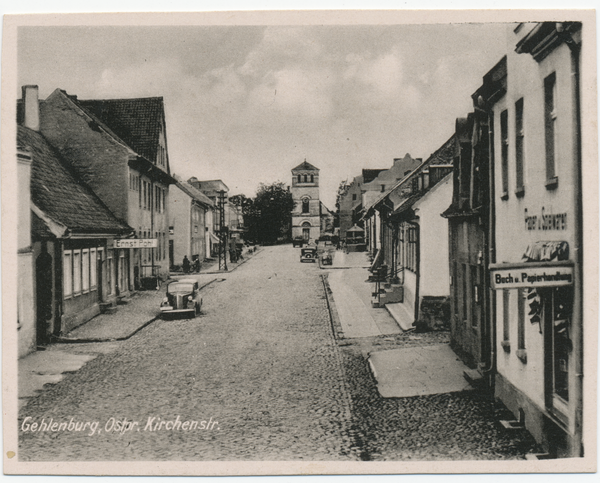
[[17, 23, 510, 209]]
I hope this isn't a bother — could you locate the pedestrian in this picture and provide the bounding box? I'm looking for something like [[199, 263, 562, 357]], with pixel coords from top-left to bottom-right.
[[229, 243, 237, 263], [192, 257, 201, 273], [182, 255, 190, 274]]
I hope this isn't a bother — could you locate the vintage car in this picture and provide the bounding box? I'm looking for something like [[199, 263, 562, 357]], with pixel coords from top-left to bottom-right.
[[160, 279, 202, 318], [300, 247, 318, 263], [292, 236, 305, 248]]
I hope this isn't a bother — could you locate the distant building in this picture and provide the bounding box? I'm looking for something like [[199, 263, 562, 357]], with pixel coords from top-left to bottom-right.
[[360, 154, 423, 254], [187, 178, 229, 257], [291, 160, 321, 242], [367, 139, 454, 328], [168, 175, 214, 268]]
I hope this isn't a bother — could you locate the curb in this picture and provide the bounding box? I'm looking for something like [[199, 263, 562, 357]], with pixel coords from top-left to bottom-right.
[[200, 248, 263, 275], [320, 273, 346, 341], [56, 278, 219, 344]]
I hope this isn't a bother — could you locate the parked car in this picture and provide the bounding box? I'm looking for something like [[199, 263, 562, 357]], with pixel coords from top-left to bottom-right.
[[292, 236, 304, 248], [300, 247, 317, 263], [160, 279, 202, 318]]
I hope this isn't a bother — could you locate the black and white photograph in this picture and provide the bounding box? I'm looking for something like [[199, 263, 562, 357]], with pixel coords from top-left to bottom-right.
[[1, 5, 597, 477]]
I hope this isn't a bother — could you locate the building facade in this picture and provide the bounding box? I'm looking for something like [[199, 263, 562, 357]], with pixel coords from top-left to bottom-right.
[[35, 89, 176, 295], [18, 86, 134, 342], [488, 22, 583, 457], [291, 160, 321, 242], [168, 175, 214, 269]]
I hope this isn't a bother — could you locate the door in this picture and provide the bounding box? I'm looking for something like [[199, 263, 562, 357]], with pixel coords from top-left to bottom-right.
[[36, 246, 53, 345], [544, 286, 573, 422]]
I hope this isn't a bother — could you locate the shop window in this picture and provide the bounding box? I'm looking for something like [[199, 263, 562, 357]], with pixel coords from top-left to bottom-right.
[[544, 73, 558, 188], [517, 288, 527, 362], [90, 248, 97, 290], [500, 109, 509, 199], [82, 249, 90, 293], [73, 250, 81, 295], [107, 252, 113, 295], [545, 286, 572, 415], [63, 251, 73, 298], [515, 98, 525, 196], [119, 250, 126, 293], [462, 263, 468, 321]]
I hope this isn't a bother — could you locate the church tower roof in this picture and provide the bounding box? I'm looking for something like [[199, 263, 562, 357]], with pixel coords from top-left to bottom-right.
[[291, 159, 319, 172]]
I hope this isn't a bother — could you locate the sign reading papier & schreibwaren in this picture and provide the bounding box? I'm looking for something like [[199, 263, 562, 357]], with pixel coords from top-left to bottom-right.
[[491, 265, 573, 289], [114, 239, 158, 249]]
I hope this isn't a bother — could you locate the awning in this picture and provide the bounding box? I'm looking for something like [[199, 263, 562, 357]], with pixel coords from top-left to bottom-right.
[[209, 233, 220, 243]]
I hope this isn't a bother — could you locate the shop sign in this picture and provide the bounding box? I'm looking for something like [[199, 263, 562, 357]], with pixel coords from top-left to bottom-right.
[[114, 239, 157, 249], [524, 207, 568, 231], [491, 265, 573, 289]]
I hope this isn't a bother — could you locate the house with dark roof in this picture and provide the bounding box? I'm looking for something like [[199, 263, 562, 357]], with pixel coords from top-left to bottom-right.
[[365, 137, 454, 331], [168, 175, 214, 268], [17, 86, 134, 348], [36, 88, 176, 290]]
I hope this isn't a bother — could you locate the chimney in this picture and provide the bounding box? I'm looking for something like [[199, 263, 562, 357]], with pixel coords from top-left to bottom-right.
[[22, 85, 40, 131]]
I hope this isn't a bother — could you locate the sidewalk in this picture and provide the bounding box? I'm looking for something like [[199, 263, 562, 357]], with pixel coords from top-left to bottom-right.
[[323, 249, 471, 399]]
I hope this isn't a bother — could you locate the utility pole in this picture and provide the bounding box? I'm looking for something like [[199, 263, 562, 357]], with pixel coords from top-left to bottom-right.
[[218, 190, 228, 271]]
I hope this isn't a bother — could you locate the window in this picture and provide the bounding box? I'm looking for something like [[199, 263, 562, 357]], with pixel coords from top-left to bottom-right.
[[107, 251, 113, 295], [501, 289, 510, 352], [406, 224, 417, 273], [139, 179, 142, 208], [119, 250, 126, 292], [82, 249, 90, 293], [515, 98, 525, 195], [462, 263, 468, 321], [302, 198, 309, 214], [381, 184, 386, 192], [303, 174, 308, 183], [352, 194, 357, 201], [73, 250, 81, 294], [63, 251, 72, 298], [310, 174, 314, 183], [90, 248, 98, 290], [517, 288, 527, 362], [500, 109, 509, 199], [544, 73, 558, 187], [142, 181, 147, 209], [297, 175, 301, 183]]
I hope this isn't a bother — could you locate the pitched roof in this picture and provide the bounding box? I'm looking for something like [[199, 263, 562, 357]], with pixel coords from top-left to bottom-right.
[[172, 174, 214, 208], [292, 160, 319, 172], [18, 125, 132, 237], [78, 97, 166, 164]]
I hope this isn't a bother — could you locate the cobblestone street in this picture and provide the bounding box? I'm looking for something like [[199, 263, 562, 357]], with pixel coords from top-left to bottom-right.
[[18, 245, 540, 461]]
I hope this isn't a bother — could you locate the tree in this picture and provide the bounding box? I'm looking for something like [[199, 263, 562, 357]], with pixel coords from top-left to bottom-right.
[[251, 182, 295, 244]]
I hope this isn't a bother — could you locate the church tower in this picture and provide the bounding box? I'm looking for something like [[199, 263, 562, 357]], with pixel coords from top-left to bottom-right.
[[291, 160, 320, 242]]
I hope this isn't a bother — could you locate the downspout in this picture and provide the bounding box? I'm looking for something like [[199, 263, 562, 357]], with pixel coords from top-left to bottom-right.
[[478, 99, 497, 393], [414, 221, 421, 322], [567, 32, 583, 458]]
